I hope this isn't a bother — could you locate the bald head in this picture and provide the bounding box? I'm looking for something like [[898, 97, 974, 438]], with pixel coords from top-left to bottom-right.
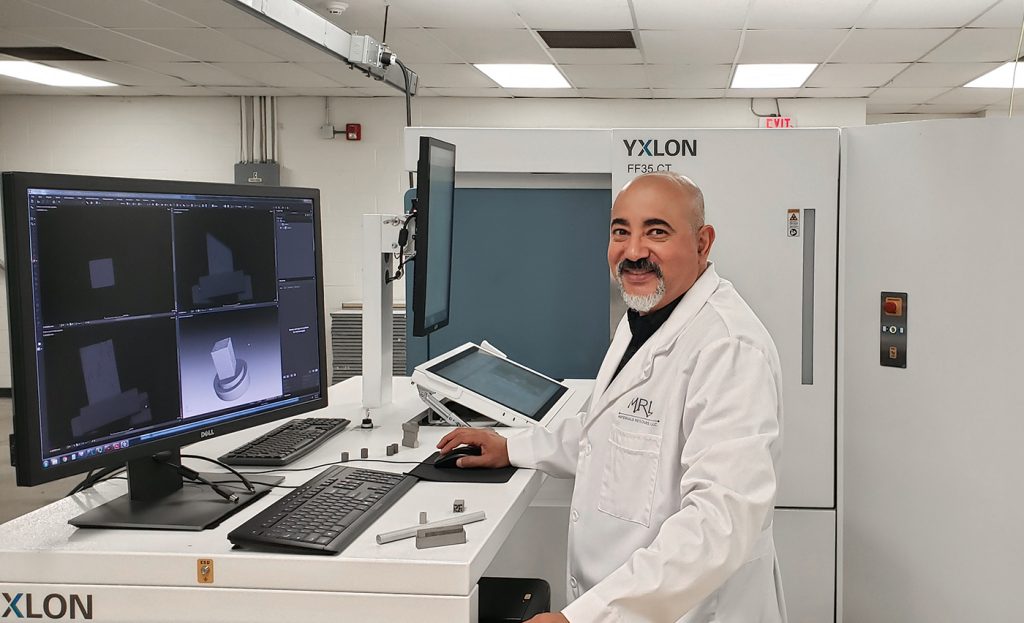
[[618, 172, 705, 233]]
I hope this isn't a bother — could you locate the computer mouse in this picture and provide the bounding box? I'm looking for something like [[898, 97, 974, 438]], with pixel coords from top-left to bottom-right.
[[434, 445, 482, 469]]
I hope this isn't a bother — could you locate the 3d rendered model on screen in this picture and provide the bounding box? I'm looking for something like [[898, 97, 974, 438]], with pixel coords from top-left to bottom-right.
[[192, 234, 253, 305], [71, 339, 151, 438], [211, 337, 250, 401]]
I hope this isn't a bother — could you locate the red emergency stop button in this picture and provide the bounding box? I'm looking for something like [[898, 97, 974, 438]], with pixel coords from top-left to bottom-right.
[[884, 297, 903, 316]]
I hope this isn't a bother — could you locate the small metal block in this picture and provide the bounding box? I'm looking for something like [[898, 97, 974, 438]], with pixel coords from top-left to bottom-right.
[[453, 498, 465, 513], [419, 512, 428, 524], [340, 452, 349, 462], [360, 448, 369, 459], [386, 444, 397, 456], [401, 422, 420, 448], [415, 525, 466, 549]]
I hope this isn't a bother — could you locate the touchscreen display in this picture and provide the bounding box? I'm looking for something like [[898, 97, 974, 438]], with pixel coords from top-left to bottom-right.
[[427, 348, 567, 420]]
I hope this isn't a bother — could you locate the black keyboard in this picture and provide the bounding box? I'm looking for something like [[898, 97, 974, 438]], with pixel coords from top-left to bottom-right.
[[228, 466, 417, 555], [219, 417, 351, 466]]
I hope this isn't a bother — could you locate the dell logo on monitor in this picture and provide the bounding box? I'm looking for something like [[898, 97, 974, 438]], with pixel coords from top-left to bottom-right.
[[200, 429, 216, 439]]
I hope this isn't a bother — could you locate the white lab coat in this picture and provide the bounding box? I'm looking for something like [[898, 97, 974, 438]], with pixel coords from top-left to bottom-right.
[[507, 264, 787, 623]]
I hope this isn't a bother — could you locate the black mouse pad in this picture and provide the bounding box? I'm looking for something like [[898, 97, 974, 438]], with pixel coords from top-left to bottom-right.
[[407, 452, 519, 483]]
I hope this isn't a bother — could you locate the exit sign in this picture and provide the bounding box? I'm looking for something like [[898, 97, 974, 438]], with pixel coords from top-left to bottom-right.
[[758, 116, 796, 129]]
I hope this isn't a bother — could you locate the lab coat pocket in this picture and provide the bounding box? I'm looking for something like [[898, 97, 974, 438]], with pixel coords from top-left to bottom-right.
[[597, 425, 661, 527]]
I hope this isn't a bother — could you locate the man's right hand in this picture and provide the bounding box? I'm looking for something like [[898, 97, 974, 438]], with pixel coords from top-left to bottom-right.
[[436, 428, 511, 469]]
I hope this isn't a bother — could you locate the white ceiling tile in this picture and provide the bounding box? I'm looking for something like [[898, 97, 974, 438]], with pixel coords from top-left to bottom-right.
[[738, 29, 848, 63], [799, 86, 873, 97], [0, 27, 52, 46], [911, 102, 988, 113], [115, 28, 283, 63], [146, 0, 270, 29], [44, 60, 188, 86], [205, 86, 299, 96], [651, 88, 725, 98], [831, 29, 955, 62], [429, 28, 549, 63], [383, 29, 462, 64], [549, 48, 644, 65], [869, 86, 951, 103], [725, 87, 801, 98], [18, 27, 193, 62], [578, 88, 653, 98], [865, 102, 921, 113], [350, 84, 404, 96], [140, 85, 221, 96], [298, 62, 383, 87], [509, 0, 633, 29], [412, 63, 497, 87], [290, 87, 374, 96], [0, 0, 94, 28], [858, 0, 998, 28], [805, 63, 909, 87], [417, 86, 509, 97], [926, 87, 1008, 107], [971, 0, 1024, 27], [747, 0, 872, 29], [28, 0, 200, 28], [382, 0, 523, 29], [561, 64, 648, 88], [639, 30, 741, 64], [645, 64, 732, 89], [217, 28, 341, 63], [311, 0, 392, 36], [504, 87, 578, 97], [134, 62, 263, 86], [633, 0, 752, 30], [922, 28, 1024, 63], [213, 62, 342, 87], [889, 62, 1001, 87]]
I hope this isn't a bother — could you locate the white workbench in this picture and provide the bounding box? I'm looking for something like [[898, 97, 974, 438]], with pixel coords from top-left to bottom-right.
[[0, 377, 591, 623]]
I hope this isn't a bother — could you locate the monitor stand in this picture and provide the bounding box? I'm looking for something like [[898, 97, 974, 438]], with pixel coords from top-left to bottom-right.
[[70, 450, 282, 531]]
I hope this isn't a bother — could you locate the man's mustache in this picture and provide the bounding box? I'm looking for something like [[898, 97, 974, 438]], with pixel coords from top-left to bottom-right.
[[617, 257, 663, 278]]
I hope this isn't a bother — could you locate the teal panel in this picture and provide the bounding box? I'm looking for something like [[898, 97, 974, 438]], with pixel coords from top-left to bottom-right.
[[405, 188, 611, 380]]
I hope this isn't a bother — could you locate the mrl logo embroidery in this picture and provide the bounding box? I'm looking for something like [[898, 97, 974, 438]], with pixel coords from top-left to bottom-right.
[[617, 396, 661, 427]]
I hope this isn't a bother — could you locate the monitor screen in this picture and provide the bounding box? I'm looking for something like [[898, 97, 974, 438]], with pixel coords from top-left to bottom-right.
[[2, 172, 328, 493], [412, 137, 456, 337]]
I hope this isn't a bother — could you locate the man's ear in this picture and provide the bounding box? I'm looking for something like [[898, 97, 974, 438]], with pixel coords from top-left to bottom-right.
[[697, 225, 716, 259]]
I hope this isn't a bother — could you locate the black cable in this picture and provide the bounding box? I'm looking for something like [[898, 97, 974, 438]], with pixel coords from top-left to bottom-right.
[[156, 458, 240, 503], [394, 58, 415, 189], [382, 4, 389, 44], [180, 454, 256, 493], [271, 96, 277, 162], [66, 464, 126, 497]]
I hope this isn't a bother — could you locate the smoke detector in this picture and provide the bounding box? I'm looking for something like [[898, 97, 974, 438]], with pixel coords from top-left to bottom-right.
[[326, 2, 349, 15]]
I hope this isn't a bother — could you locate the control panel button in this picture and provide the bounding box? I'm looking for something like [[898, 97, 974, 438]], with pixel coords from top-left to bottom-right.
[[883, 297, 903, 316]]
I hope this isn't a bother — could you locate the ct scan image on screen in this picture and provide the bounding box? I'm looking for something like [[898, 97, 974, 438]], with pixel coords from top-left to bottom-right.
[[177, 307, 283, 419]]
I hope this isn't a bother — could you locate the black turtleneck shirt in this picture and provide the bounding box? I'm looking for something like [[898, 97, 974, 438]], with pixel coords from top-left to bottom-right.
[[612, 292, 685, 380]]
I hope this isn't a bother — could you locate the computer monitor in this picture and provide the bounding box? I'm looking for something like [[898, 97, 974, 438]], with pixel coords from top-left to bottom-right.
[[411, 136, 456, 337], [1, 172, 328, 530]]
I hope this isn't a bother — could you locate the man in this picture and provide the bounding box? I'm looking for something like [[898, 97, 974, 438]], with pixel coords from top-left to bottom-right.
[[437, 172, 786, 623]]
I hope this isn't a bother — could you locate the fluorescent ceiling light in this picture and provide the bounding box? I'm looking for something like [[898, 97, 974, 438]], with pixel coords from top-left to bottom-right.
[[965, 62, 1023, 88], [731, 64, 817, 89], [474, 64, 570, 88], [0, 61, 117, 87]]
